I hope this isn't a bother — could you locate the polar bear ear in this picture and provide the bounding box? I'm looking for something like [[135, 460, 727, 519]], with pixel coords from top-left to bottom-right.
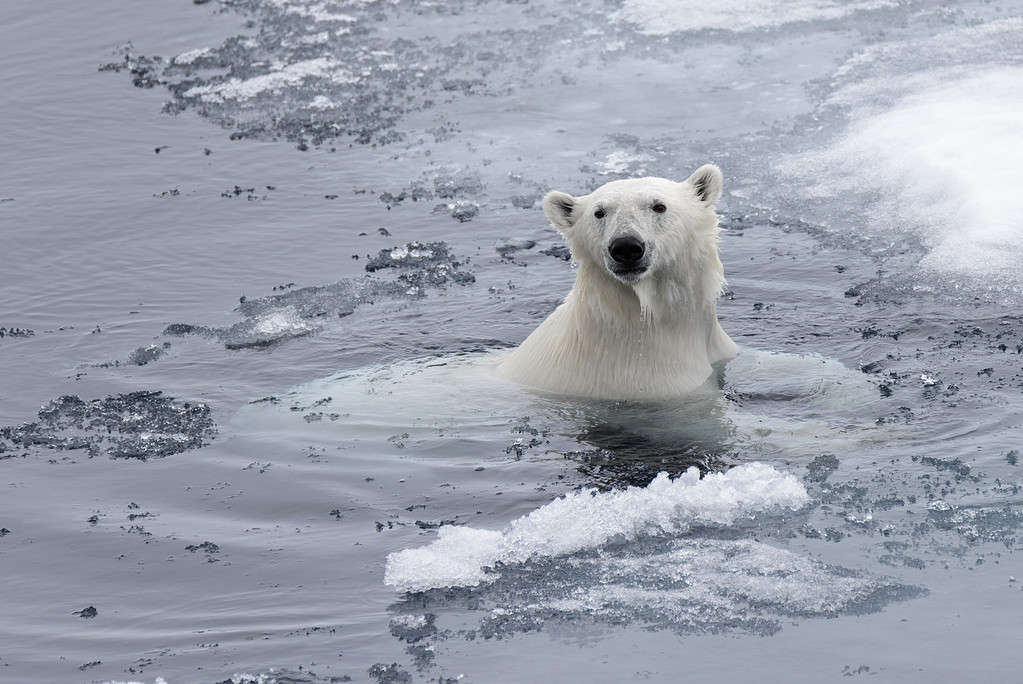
[[684, 164, 723, 205], [541, 190, 579, 234]]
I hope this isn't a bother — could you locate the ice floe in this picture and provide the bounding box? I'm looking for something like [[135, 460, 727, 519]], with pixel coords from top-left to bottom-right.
[[385, 463, 809, 592]]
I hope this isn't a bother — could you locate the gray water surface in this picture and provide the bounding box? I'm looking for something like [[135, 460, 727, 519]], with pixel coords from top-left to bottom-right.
[[2, 1, 1023, 682]]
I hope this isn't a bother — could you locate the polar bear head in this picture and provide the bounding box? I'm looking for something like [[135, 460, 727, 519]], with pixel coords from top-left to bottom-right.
[[541, 165, 725, 316]]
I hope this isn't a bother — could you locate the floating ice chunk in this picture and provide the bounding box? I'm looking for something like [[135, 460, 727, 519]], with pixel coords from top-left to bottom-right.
[[387, 527, 505, 592], [385, 463, 809, 592], [613, 0, 895, 34], [920, 374, 939, 387]]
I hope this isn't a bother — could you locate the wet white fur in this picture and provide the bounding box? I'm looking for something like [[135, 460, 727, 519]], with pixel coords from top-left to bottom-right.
[[497, 165, 739, 400]]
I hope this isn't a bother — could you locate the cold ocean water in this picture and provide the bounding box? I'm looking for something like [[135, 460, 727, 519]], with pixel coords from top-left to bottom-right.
[[2, 0, 1023, 682]]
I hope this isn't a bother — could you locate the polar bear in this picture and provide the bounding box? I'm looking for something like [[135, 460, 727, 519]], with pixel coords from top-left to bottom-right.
[[497, 165, 739, 400]]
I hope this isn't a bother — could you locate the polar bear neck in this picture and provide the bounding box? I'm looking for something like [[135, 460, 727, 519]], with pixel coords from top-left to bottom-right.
[[498, 260, 738, 400]]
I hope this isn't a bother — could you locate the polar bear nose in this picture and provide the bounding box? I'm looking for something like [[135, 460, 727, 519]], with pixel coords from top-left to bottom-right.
[[608, 236, 646, 265]]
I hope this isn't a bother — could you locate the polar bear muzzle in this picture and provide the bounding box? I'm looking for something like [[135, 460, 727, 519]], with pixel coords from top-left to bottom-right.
[[607, 234, 649, 280]]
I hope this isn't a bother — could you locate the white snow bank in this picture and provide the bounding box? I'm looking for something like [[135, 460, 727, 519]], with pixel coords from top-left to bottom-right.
[[385, 463, 809, 592]]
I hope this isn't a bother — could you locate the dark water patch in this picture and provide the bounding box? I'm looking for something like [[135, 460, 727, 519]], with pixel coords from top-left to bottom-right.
[[567, 402, 737, 489], [573, 445, 720, 491], [0, 392, 215, 460]]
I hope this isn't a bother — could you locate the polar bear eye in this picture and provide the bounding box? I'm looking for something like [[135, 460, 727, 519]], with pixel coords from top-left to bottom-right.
[[594, 208, 606, 219], [652, 202, 667, 214]]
